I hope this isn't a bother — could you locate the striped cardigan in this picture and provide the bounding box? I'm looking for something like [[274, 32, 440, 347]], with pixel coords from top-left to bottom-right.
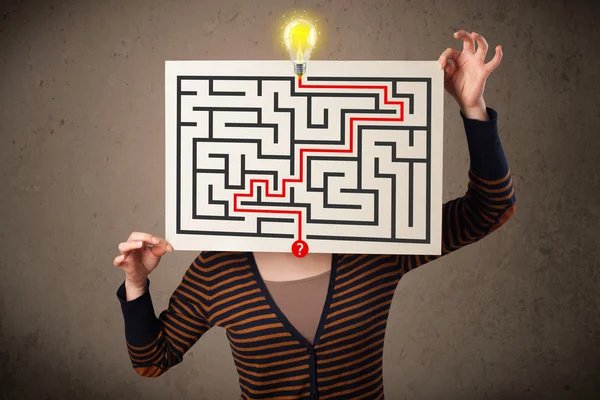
[[117, 107, 516, 399]]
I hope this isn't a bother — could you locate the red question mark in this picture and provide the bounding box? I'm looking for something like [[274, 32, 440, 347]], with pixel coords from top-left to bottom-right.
[[291, 240, 309, 258]]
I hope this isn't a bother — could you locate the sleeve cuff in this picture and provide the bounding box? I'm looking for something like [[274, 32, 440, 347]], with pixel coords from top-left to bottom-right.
[[116, 278, 161, 346], [460, 107, 509, 180]]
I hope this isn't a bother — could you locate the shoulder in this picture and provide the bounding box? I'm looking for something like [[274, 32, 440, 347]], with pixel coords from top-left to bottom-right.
[[193, 251, 249, 270], [195, 251, 248, 266], [335, 253, 398, 269], [185, 252, 250, 296]]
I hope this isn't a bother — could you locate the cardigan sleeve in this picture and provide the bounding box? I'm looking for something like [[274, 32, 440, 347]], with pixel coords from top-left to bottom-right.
[[116, 254, 213, 377], [397, 107, 517, 274]]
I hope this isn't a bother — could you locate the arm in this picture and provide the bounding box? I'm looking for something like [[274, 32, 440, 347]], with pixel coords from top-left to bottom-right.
[[116, 254, 213, 377], [398, 106, 516, 273], [396, 30, 515, 273]]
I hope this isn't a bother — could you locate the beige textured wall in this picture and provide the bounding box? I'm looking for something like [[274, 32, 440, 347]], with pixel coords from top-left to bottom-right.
[[1, 0, 599, 398]]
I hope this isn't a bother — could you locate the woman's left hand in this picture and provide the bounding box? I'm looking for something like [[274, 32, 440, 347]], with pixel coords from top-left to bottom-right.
[[438, 30, 503, 119]]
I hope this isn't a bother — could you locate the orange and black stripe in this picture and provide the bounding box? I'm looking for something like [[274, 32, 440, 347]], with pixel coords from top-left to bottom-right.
[[116, 107, 516, 399]]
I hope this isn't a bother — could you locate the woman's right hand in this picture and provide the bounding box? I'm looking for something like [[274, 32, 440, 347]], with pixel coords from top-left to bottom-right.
[[113, 232, 174, 288]]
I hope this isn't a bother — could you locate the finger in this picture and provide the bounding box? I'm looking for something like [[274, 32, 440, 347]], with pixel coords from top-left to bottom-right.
[[454, 30, 475, 54], [438, 47, 461, 69], [127, 231, 155, 243], [127, 232, 173, 252], [114, 254, 126, 266], [484, 45, 503, 73], [148, 245, 169, 258], [472, 32, 489, 60], [118, 240, 145, 254], [443, 61, 456, 83]]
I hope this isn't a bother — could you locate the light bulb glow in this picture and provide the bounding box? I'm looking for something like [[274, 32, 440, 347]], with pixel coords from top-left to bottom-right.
[[283, 18, 317, 75]]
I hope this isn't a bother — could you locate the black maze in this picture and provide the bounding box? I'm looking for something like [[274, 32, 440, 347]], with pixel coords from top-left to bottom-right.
[[176, 75, 432, 244]]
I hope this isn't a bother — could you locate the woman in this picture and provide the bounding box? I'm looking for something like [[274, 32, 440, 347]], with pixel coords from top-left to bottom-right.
[[114, 30, 516, 399]]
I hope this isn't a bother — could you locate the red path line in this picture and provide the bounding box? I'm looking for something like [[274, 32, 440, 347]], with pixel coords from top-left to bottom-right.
[[233, 76, 405, 240]]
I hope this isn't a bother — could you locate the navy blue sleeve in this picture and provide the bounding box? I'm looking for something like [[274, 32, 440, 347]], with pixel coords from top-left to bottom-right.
[[397, 107, 517, 272], [116, 278, 162, 346]]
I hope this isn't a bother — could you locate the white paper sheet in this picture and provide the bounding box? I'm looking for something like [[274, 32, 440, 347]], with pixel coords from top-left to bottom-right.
[[165, 60, 443, 255]]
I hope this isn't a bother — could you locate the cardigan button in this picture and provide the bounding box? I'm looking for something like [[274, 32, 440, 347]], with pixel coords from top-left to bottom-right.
[[310, 392, 317, 399]]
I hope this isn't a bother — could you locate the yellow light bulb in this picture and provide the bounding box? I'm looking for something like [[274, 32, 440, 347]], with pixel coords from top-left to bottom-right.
[[283, 18, 317, 76]]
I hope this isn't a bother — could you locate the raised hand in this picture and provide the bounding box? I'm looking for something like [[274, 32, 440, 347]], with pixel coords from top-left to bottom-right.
[[113, 231, 174, 288], [438, 30, 503, 119]]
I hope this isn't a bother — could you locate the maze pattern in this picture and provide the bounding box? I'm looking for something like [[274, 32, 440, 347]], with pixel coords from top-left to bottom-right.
[[172, 73, 435, 252]]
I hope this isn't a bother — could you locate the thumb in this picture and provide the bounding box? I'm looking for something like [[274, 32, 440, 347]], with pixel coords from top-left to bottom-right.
[[147, 244, 168, 258], [443, 61, 455, 83]]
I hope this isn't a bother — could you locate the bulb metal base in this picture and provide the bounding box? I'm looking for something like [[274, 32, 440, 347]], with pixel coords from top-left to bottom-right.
[[294, 63, 307, 76]]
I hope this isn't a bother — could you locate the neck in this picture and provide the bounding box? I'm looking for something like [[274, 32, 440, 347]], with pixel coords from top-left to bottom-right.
[[253, 252, 332, 282]]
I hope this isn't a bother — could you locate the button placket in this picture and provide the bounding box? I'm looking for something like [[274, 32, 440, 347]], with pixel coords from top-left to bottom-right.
[[307, 346, 317, 398]]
